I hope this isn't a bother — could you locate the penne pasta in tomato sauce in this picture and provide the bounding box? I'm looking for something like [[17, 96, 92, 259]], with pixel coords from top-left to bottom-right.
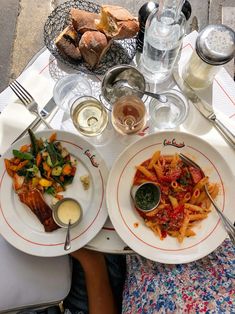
[[132, 151, 219, 243]]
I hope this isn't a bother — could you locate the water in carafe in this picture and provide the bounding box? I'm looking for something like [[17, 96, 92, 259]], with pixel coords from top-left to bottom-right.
[[142, 0, 186, 82]]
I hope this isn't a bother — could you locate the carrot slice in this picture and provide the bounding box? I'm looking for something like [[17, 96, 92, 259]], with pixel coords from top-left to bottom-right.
[[20, 144, 29, 152], [62, 164, 72, 176], [49, 133, 57, 143], [36, 153, 42, 167], [4, 159, 14, 177]]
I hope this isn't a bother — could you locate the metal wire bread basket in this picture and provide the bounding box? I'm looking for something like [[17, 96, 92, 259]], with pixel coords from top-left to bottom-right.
[[44, 0, 137, 75]]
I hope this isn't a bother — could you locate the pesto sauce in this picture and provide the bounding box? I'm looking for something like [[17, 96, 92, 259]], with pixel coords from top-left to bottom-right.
[[135, 183, 159, 211]]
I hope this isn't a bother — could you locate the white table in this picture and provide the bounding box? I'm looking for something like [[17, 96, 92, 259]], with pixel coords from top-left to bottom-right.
[[1, 31, 235, 255]]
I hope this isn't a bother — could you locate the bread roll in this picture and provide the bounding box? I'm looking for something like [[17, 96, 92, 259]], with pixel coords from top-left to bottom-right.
[[79, 31, 111, 68], [55, 25, 81, 60], [95, 5, 139, 39], [70, 8, 99, 33]]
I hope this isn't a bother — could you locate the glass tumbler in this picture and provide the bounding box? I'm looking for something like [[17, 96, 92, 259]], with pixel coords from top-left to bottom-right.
[[111, 95, 147, 135], [53, 74, 92, 114], [149, 89, 188, 129], [70, 96, 108, 137]]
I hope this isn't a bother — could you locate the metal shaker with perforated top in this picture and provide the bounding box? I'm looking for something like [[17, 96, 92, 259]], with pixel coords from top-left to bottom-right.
[[182, 24, 235, 90]]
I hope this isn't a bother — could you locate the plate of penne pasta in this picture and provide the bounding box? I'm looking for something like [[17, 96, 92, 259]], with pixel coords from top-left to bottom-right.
[[106, 131, 235, 263]]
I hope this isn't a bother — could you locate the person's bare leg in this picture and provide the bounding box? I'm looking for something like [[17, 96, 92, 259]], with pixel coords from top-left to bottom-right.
[[71, 249, 118, 314]]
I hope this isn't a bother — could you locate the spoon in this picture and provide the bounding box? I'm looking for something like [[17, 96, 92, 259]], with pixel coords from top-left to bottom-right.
[[112, 79, 168, 103], [64, 219, 71, 251]]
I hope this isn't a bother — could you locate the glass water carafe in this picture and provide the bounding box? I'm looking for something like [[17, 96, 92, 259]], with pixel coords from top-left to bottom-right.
[[141, 0, 186, 83]]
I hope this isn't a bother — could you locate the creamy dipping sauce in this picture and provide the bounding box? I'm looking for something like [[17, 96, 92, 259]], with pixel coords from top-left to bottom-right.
[[57, 200, 81, 225]]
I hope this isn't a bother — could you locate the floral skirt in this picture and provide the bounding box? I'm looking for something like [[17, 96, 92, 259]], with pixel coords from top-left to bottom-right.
[[122, 239, 235, 314]]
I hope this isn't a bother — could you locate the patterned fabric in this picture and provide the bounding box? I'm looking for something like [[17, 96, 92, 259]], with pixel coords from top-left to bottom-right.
[[122, 239, 235, 314]]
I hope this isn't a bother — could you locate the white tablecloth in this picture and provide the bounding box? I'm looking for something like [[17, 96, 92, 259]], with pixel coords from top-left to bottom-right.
[[0, 31, 235, 254], [0, 31, 235, 156]]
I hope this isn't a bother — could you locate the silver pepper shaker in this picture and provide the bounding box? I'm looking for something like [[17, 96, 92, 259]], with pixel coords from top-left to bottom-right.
[[183, 24, 235, 90]]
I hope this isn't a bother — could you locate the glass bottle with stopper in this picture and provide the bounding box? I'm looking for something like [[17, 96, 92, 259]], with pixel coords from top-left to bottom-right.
[[182, 24, 235, 90], [137, 0, 191, 53], [141, 0, 186, 83], [136, 2, 159, 53]]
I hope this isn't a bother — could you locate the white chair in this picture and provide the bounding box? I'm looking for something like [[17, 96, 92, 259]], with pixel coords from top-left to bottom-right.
[[0, 235, 71, 313]]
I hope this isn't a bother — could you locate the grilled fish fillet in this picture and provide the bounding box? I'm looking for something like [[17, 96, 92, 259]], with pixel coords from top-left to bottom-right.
[[18, 188, 59, 232]]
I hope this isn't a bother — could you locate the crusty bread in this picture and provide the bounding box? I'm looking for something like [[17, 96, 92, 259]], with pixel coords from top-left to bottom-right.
[[55, 6, 139, 68], [79, 31, 111, 68], [55, 25, 81, 60], [70, 8, 99, 33], [95, 5, 139, 39]]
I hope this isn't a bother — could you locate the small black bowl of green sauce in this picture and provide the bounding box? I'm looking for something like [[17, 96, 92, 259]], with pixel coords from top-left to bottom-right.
[[131, 182, 161, 212]]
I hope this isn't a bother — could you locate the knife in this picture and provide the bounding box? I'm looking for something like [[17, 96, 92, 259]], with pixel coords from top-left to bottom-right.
[[173, 69, 235, 150], [40, 97, 57, 118], [12, 97, 57, 144]]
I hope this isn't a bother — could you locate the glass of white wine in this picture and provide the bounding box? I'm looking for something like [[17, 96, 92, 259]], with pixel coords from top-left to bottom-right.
[[70, 96, 109, 137], [111, 95, 147, 135]]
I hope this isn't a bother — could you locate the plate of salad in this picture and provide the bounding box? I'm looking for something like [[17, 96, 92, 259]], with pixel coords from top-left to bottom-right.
[[0, 129, 108, 256]]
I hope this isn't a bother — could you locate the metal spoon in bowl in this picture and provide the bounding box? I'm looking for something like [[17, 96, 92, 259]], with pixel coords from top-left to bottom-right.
[[112, 79, 168, 103], [52, 198, 83, 252], [64, 219, 71, 251]]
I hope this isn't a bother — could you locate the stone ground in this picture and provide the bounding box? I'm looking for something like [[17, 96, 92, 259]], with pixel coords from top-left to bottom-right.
[[0, 0, 234, 93], [0, 0, 20, 92]]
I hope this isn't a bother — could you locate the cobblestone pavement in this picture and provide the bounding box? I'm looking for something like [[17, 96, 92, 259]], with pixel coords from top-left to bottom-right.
[[0, 0, 20, 92]]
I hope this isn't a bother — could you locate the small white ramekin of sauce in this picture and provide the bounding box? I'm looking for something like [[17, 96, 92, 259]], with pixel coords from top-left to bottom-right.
[[53, 198, 83, 228]]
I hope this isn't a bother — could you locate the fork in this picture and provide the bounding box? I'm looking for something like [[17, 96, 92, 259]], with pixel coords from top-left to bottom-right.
[[10, 80, 52, 129], [179, 153, 235, 245]]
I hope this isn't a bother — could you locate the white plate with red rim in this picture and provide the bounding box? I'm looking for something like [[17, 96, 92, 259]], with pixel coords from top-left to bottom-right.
[[106, 131, 235, 264], [0, 130, 108, 257]]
